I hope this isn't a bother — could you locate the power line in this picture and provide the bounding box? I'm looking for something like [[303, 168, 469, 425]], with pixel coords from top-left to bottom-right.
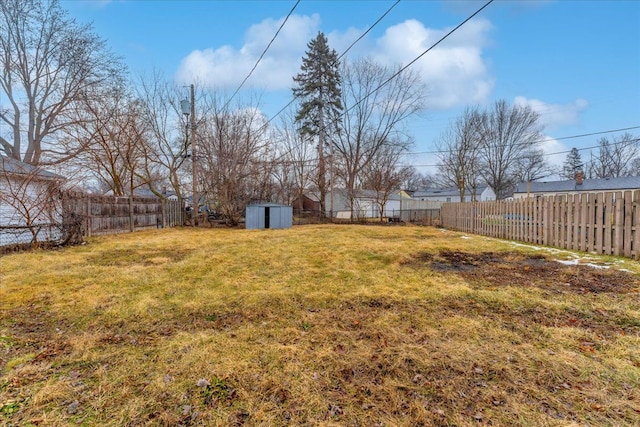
[[336, 0, 401, 61], [210, 128, 640, 169], [222, 0, 301, 111], [268, 0, 494, 164], [341, 0, 494, 120], [261, 0, 403, 132], [401, 126, 640, 156], [403, 136, 640, 169]]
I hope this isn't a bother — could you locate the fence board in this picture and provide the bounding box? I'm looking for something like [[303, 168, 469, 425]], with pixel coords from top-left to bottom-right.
[[571, 194, 579, 251], [559, 195, 566, 249], [440, 190, 640, 260], [595, 193, 603, 253], [614, 192, 623, 256], [634, 190, 640, 260], [624, 191, 633, 257], [604, 192, 613, 255], [580, 194, 588, 252]]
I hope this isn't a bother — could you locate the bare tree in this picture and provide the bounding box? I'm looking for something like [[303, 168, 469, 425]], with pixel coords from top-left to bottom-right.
[[513, 148, 556, 183], [361, 142, 410, 221], [0, 0, 124, 165], [75, 87, 149, 196], [436, 106, 483, 201], [478, 100, 544, 199], [136, 71, 192, 200], [198, 101, 272, 226], [401, 166, 433, 191], [273, 111, 316, 209], [586, 133, 640, 178], [336, 58, 426, 214]]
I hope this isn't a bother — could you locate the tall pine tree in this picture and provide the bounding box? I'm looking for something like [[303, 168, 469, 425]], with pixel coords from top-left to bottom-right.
[[292, 32, 342, 215], [562, 147, 583, 179]]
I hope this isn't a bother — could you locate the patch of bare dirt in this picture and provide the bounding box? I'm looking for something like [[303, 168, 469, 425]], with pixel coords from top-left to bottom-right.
[[86, 248, 190, 266], [405, 250, 639, 295]]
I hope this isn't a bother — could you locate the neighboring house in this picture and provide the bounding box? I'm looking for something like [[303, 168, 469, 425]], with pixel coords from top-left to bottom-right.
[[291, 194, 321, 213], [397, 189, 414, 199], [324, 189, 405, 219], [512, 173, 640, 199], [412, 185, 496, 203], [161, 188, 179, 201], [0, 156, 65, 246]]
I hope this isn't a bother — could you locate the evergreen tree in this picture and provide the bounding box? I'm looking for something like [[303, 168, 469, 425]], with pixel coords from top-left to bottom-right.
[[561, 147, 583, 179], [292, 32, 342, 214]]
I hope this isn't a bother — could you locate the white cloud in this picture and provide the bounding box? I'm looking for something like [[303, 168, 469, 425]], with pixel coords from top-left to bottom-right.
[[537, 134, 567, 170], [371, 18, 495, 109], [175, 15, 495, 109], [175, 14, 321, 91], [514, 96, 589, 130], [443, 0, 554, 15]]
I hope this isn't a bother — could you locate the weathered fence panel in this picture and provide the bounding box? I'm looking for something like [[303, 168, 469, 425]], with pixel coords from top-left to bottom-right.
[[1, 192, 184, 250], [441, 191, 640, 260], [62, 192, 183, 237]]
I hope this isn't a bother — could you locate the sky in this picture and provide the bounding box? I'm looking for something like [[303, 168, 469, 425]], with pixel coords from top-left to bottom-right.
[[61, 0, 640, 179]]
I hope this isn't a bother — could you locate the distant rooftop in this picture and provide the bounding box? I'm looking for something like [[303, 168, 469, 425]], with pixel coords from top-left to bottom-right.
[[514, 176, 640, 194], [413, 185, 489, 198], [0, 155, 64, 180]]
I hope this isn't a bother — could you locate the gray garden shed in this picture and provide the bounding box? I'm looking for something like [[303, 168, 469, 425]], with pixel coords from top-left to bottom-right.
[[245, 203, 293, 230]]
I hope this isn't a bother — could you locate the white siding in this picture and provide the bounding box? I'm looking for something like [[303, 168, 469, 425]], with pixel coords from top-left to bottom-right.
[[0, 175, 62, 246]]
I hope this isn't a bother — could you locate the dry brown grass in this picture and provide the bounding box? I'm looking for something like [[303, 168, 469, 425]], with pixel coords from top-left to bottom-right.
[[1, 224, 639, 426]]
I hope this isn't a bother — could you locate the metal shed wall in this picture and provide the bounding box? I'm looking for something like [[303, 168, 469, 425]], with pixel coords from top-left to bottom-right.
[[245, 204, 293, 230]]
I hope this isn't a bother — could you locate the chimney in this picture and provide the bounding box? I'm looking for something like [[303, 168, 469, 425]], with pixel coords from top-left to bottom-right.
[[575, 171, 584, 185]]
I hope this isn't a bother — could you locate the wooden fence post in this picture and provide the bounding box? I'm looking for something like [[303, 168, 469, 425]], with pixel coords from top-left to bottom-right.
[[624, 191, 633, 257], [634, 190, 640, 260], [86, 196, 92, 238]]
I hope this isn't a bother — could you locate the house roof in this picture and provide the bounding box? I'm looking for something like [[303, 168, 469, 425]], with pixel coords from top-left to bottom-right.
[[328, 188, 404, 201], [0, 155, 64, 180], [413, 185, 489, 198], [247, 202, 291, 208], [294, 193, 321, 203], [514, 176, 640, 194]]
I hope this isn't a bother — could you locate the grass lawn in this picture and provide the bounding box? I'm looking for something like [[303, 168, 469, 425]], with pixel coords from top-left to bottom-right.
[[1, 224, 639, 426]]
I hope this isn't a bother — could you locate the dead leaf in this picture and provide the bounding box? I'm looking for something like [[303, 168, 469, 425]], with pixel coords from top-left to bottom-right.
[[412, 374, 425, 384]]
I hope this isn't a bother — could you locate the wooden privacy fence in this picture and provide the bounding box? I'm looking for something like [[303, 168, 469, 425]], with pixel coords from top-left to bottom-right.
[[441, 190, 640, 260], [62, 192, 183, 237]]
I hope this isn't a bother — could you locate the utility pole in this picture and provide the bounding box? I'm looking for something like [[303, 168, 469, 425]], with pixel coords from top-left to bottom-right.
[[190, 84, 198, 227]]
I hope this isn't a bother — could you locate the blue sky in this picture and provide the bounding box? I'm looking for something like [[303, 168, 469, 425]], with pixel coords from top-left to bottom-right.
[[62, 0, 640, 177]]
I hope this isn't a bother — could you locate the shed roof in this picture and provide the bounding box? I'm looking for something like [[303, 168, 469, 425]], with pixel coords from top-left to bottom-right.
[[247, 202, 291, 208]]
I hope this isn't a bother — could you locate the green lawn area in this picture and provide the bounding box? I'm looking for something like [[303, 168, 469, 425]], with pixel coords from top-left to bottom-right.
[[1, 225, 639, 426]]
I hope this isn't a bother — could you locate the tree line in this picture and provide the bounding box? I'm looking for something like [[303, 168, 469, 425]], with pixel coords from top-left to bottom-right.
[[2, 0, 638, 226]]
